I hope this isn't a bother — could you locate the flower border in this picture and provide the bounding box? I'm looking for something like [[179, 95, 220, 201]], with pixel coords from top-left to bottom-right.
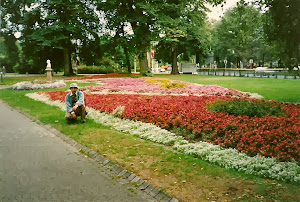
[[26, 92, 300, 183]]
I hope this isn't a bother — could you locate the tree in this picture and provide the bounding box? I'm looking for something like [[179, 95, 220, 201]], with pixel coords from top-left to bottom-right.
[[2, 34, 20, 72], [213, 1, 264, 67], [0, 0, 30, 72], [258, 0, 300, 68], [97, 0, 155, 74], [26, 0, 100, 75], [98, 0, 224, 75], [1, 0, 101, 75], [147, 0, 211, 74]]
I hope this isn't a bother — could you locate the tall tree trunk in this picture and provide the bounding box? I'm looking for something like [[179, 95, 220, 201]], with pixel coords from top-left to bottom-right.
[[63, 48, 73, 76], [139, 53, 148, 75], [139, 46, 148, 75], [123, 45, 131, 73], [196, 52, 201, 64], [171, 47, 179, 75]]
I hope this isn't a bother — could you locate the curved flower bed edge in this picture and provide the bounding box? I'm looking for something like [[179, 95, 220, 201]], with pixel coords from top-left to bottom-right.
[[26, 92, 300, 184]]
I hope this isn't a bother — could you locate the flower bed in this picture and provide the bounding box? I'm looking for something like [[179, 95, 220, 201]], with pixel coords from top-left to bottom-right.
[[42, 91, 300, 162], [26, 92, 300, 183], [79, 77, 253, 98]]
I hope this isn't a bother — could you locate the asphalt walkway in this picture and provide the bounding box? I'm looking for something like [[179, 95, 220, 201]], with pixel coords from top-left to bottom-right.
[[0, 100, 155, 202]]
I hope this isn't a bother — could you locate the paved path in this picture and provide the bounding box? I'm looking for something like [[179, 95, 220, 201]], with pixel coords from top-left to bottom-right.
[[0, 86, 12, 90], [0, 101, 155, 202]]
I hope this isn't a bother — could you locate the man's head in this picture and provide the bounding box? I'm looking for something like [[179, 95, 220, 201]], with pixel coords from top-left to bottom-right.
[[70, 83, 78, 94]]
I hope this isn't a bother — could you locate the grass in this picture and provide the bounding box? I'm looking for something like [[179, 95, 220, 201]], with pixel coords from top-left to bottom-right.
[[154, 74, 300, 103], [1, 85, 300, 201]]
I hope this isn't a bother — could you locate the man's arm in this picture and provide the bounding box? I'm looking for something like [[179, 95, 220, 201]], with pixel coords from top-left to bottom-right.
[[75, 91, 85, 107], [65, 94, 73, 112]]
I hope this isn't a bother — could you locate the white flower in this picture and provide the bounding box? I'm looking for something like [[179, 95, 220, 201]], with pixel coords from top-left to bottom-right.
[[13, 80, 66, 90]]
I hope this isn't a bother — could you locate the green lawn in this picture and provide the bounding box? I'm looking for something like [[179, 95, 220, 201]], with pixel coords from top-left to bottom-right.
[[155, 74, 300, 103], [0, 80, 299, 201]]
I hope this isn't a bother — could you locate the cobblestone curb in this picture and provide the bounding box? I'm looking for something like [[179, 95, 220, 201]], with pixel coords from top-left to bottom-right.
[[8, 103, 179, 202]]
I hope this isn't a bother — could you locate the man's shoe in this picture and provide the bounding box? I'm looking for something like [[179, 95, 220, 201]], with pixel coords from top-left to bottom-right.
[[81, 120, 86, 123]]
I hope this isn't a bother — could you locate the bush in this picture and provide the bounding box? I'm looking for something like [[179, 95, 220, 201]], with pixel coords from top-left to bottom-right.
[[142, 70, 154, 77], [206, 98, 286, 118], [77, 66, 115, 74]]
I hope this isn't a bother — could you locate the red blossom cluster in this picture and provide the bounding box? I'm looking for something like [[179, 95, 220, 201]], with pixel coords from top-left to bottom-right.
[[65, 73, 139, 80], [42, 91, 300, 162]]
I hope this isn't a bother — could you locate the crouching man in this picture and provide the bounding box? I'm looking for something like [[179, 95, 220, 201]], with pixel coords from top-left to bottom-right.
[[65, 83, 86, 123]]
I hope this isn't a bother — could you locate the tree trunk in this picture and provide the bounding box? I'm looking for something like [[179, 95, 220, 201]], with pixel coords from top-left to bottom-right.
[[139, 46, 148, 75], [171, 47, 179, 75], [63, 48, 73, 76], [139, 53, 148, 75], [196, 52, 201, 64], [123, 45, 131, 73]]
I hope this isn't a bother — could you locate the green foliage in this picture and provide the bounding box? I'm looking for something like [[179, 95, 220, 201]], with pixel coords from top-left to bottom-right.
[[77, 66, 114, 74], [98, 0, 225, 75], [0, 35, 21, 73], [1, 0, 101, 75], [142, 70, 154, 77], [148, 0, 211, 74], [80, 38, 103, 66], [77, 57, 127, 74], [213, 2, 266, 67], [206, 99, 286, 118], [260, 0, 300, 66]]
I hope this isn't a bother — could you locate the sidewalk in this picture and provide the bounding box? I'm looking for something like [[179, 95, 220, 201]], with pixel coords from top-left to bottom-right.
[[0, 101, 156, 202]]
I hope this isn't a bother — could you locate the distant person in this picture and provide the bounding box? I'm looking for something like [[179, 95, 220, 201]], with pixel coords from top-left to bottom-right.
[[65, 83, 87, 123]]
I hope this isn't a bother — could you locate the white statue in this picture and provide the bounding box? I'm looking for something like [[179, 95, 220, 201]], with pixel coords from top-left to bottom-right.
[[45, 59, 52, 81], [46, 59, 51, 69]]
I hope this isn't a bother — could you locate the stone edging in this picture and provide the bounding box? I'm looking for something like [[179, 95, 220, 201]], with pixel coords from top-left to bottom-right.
[[6, 102, 179, 202]]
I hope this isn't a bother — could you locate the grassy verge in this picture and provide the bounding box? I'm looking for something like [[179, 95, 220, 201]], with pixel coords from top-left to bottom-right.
[[154, 74, 300, 103], [0, 87, 299, 202]]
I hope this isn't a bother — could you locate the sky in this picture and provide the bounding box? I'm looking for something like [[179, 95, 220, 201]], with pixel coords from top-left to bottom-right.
[[206, 0, 252, 21]]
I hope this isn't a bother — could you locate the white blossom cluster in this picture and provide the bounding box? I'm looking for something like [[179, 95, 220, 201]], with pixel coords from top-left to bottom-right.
[[174, 143, 300, 183], [13, 80, 66, 90], [26, 92, 300, 183]]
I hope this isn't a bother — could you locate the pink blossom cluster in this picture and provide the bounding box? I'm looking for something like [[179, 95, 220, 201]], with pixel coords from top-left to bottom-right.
[[80, 78, 250, 97]]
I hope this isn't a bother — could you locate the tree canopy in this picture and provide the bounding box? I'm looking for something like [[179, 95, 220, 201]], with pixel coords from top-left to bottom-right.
[[258, 0, 300, 68], [1, 0, 101, 75], [98, 0, 224, 74], [3, 0, 296, 74], [213, 1, 264, 67]]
